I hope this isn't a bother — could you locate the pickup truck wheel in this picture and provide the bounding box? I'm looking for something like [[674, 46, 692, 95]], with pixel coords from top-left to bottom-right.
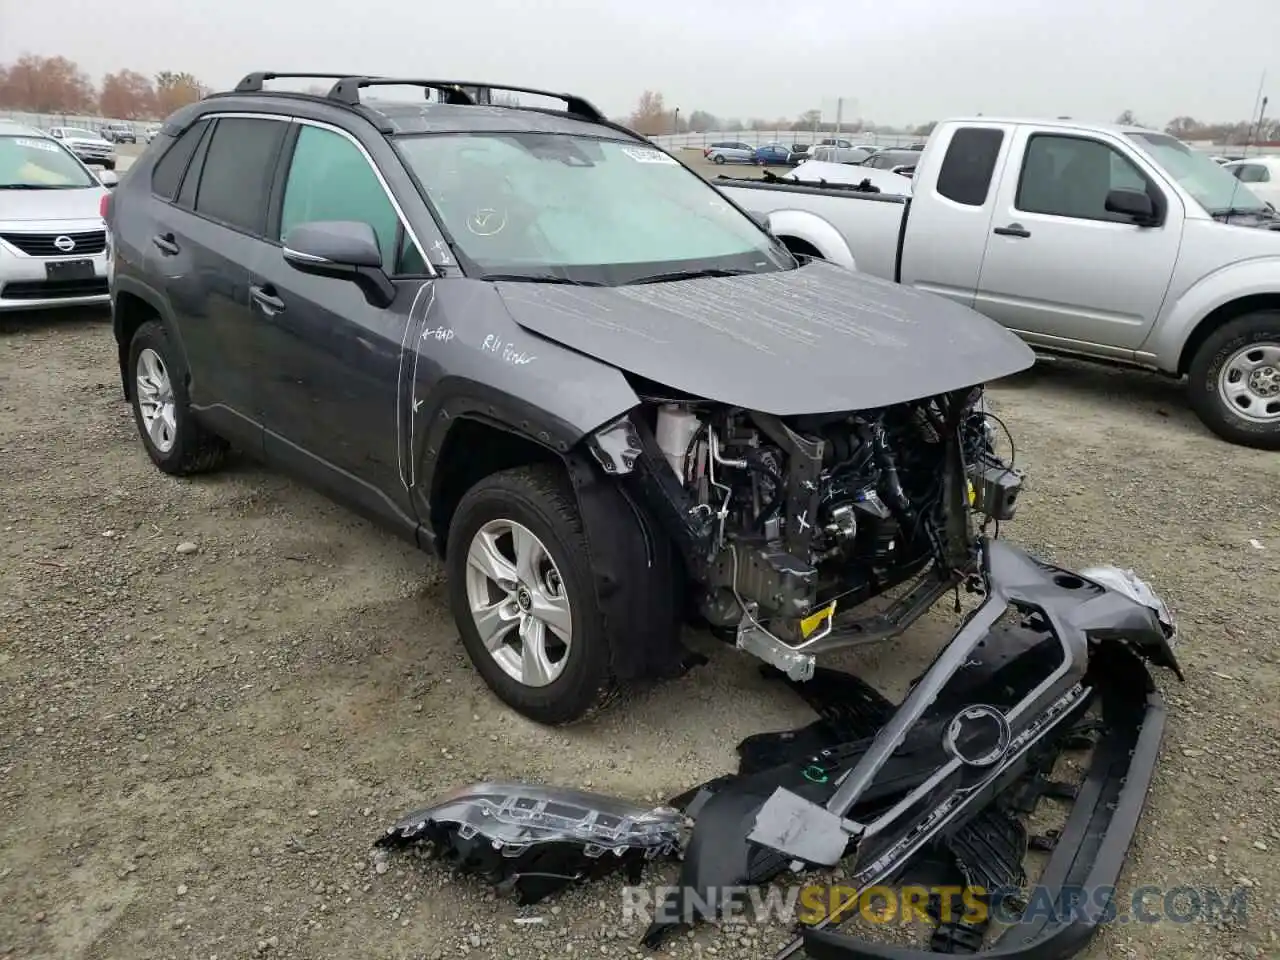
[[128, 320, 229, 474], [447, 465, 618, 725], [1188, 312, 1280, 450]]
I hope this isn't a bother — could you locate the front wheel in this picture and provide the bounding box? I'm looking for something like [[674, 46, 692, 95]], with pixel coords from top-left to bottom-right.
[[446, 465, 619, 725], [1187, 311, 1280, 450], [713, 154, 726, 165]]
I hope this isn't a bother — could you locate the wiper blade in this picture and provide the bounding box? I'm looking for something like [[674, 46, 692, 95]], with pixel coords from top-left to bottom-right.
[[0, 184, 65, 190], [631, 268, 756, 284], [482, 273, 603, 286], [1212, 206, 1271, 218]]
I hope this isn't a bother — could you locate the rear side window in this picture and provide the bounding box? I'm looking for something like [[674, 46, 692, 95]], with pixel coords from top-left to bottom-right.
[[150, 120, 208, 200], [936, 127, 1005, 206], [192, 117, 287, 235]]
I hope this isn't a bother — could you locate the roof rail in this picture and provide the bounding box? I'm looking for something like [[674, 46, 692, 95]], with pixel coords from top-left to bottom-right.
[[326, 77, 606, 124], [235, 72, 372, 93]]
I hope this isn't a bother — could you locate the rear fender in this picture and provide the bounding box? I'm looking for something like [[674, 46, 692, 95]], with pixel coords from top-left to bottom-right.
[[763, 210, 857, 268]]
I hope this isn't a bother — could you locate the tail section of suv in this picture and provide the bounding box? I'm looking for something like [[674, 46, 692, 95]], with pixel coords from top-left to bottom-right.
[[106, 72, 1033, 725]]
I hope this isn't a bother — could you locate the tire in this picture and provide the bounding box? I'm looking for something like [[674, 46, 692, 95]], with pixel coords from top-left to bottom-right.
[[1187, 311, 1280, 450], [127, 320, 229, 474], [446, 464, 624, 725], [713, 154, 726, 165]]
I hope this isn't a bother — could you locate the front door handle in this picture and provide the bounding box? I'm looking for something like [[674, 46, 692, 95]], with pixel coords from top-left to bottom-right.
[[993, 223, 1031, 238], [151, 233, 179, 255], [249, 284, 286, 316]]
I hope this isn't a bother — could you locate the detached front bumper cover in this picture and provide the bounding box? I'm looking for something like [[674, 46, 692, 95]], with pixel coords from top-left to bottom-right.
[[643, 537, 1180, 960]]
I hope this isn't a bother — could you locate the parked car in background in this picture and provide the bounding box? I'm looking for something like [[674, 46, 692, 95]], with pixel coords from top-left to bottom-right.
[[101, 122, 137, 144], [143, 124, 163, 144], [753, 142, 793, 165], [717, 117, 1280, 449], [1222, 156, 1280, 208], [861, 148, 924, 172], [46, 126, 117, 169], [808, 145, 872, 164], [703, 141, 756, 164], [0, 120, 116, 312]]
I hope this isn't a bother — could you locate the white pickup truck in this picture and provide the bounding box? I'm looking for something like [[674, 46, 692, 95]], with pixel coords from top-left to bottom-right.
[[715, 117, 1280, 449]]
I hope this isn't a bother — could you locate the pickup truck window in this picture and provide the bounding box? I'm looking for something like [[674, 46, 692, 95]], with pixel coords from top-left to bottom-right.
[[936, 127, 1004, 206], [279, 125, 401, 274], [1015, 134, 1153, 223]]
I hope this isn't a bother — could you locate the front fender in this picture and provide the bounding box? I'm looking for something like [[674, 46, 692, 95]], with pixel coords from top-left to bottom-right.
[[1142, 255, 1280, 371], [764, 209, 857, 269]]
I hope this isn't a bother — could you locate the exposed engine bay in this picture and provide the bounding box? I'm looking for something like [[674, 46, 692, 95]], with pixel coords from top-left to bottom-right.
[[588, 384, 1025, 681]]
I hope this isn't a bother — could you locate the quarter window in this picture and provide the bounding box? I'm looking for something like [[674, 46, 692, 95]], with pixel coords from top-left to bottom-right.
[[936, 127, 1004, 206], [1016, 134, 1155, 222], [278, 125, 402, 274], [150, 119, 208, 201], [193, 117, 286, 234]]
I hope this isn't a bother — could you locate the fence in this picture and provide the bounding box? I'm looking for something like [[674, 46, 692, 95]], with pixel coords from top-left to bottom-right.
[[649, 129, 923, 151], [0, 109, 160, 132]]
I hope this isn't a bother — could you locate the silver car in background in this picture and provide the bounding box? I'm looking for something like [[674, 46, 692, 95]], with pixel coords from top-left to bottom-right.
[[0, 121, 116, 312], [703, 140, 757, 164], [46, 126, 118, 169]]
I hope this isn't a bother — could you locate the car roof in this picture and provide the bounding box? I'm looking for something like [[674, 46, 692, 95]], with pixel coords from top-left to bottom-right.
[[1224, 155, 1280, 166]]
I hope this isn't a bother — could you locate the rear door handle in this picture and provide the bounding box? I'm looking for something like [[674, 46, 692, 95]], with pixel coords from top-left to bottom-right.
[[249, 284, 286, 316], [151, 233, 179, 255], [993, 223, 1031, 238]]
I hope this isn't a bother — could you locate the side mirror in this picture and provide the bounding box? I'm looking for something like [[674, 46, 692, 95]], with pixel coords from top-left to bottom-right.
[[1105, 188, 1157, 225], [97, 169, 119, 188], [282, 220, 396, 308]]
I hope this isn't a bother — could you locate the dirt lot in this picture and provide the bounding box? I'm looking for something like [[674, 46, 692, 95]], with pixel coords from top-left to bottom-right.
[[2, 266, 1279, 957]]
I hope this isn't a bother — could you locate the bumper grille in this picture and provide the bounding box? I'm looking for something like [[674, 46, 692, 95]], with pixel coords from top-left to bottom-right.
[[0, 231, 107, 257], [1, 278, 109, 300]]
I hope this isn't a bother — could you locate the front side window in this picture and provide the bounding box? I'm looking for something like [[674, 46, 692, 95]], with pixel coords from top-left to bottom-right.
[[1016, 134, 1154, 222], [193, 117, 286, 234], [0, 134, 97, 189], [279, 125, 402, 273], [394, 132, 790, 284]]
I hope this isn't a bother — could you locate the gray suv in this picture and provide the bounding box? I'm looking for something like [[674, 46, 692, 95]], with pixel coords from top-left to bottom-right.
[[106, 72, 1031, 724]]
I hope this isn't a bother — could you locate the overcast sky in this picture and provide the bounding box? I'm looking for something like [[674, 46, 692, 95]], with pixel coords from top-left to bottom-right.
[[2, 0, 1277, 126]]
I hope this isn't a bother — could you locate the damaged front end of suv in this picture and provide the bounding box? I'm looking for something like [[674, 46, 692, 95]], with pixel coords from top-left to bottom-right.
[[586, 379, 1023, 683]]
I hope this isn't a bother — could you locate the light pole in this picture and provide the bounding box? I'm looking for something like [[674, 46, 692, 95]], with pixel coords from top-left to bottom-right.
[[673, 107, 680, 134]]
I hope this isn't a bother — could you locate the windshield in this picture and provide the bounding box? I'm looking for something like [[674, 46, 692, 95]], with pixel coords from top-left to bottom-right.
[[0, 135, 97, 189], [1127, 132, 1269, 215], [394, 132, 792, 283], [61, 128, 100, 140]]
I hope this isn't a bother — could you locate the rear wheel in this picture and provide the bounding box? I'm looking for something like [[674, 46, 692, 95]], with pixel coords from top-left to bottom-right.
[[128, 321, 228, 474], [1187, 311, 1280, 450], [713, 154, 726, 165]]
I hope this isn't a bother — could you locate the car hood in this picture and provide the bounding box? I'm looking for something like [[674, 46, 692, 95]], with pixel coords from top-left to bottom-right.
[[64, 137, 111, 146], [0, 186, 107, 222], [494, 259, 1035, 415]]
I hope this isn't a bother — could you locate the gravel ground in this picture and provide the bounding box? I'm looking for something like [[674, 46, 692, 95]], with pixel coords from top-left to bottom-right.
[[1, 295, 1278, 960]]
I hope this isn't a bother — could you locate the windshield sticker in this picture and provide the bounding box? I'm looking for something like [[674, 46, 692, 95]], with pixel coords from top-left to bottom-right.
[[14, 138, 59, 153], [621, 147, 678, 165]]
